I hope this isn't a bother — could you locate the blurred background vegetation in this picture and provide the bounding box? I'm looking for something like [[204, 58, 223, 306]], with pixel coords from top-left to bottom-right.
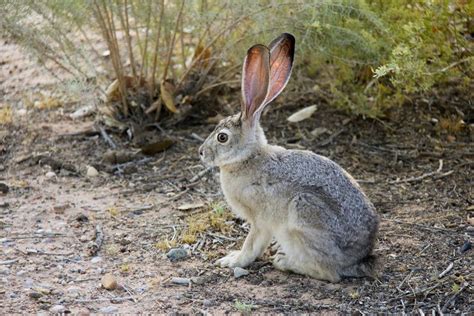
[[1, 0, 472, 129]]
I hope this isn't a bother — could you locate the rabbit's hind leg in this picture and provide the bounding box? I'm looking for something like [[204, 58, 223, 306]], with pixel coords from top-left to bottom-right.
[[273, 230, 341, 282]]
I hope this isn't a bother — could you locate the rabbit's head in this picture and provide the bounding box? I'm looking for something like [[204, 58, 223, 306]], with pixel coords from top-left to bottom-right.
[[199, 33, 295, 167]]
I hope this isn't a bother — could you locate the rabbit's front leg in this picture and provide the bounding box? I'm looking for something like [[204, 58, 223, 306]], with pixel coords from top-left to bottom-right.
[[216, 225, 271, 268]]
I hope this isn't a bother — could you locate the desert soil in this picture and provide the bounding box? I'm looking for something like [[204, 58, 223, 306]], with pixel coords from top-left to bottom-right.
[[1, 37, 473, 314]]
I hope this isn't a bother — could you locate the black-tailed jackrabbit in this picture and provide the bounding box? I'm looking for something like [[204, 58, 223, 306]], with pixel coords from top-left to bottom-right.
[[199, 33, 379, 282]]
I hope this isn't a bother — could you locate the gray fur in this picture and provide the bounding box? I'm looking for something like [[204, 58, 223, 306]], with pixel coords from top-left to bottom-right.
[[198, 34, 378, 282]]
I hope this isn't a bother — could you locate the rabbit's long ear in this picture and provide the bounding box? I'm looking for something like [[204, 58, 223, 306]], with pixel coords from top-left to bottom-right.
[[241, 44, 270, 123], [264, 33, 295, 105]]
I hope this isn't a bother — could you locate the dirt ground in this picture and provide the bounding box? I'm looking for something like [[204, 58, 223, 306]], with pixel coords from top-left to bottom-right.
[[1, 38, 473, 314]]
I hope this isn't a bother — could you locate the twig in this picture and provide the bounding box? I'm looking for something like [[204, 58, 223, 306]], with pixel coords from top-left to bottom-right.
[[74, 296, 134, 303], [189, 167, 213, 183], [190, 133, 205, 142], [162, 0, 185, 81], [165, 188, 189, 202], [0, 259, 18, 265], [207, 232, 238, 241], [388, 219, 455, 233], [397, 271, 413, 291], [121, 284, 137, 303], [438, 262, 453, 279], [25, 249, 73, 256], [113, 157, 153, 174], [317, 129, 345, 147], [99, 126, 117, 149], [441, 283, 468, 312], [150, 0, 165, 96], [389, 160, 454, 184], [88, 225, 104, 256], [2, 234, 68, 240], [73, 277, 101, 283]]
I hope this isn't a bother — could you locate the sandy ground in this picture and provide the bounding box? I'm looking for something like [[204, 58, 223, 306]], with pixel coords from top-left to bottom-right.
[[1, 36, 473, 314]]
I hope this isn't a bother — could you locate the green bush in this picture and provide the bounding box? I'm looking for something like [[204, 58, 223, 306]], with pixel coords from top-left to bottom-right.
[[1, 0, 472, 122]]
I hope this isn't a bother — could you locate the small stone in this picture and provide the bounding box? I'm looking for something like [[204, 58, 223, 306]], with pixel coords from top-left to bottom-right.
[[166, 248, 188, 262], [53, 204, 69, 214], [75, 214, 89, 223], [90, 257, 102, 264], [171, 277, 191, 285], [17, 109, 27, 116], [49, 305, 66, 313], [0, 182, 9, 194], [190, 276, 208, 285], [459, 241, 472, 253], [0, 267, 10, 275], [466, 226, 474, 233], [77, 308, 90, 316], [101, 273, 118, 290], [86, 166, 99, 177], [310, 127, 329, 137], [233, 267, 249, 278], [203, 299, 213, 307], [45, 171, 56, 179], [16, 270, 27, 276], [28, 291, 42, 299], [99, 306, 118, 314]]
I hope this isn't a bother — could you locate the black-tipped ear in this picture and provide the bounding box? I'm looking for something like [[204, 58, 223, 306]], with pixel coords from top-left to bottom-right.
[[264, 33, 295, 105], [241, 44, 270, 123]]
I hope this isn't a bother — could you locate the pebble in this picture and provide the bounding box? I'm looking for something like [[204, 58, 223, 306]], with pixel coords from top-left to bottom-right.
[[203, 299, 213, 307], [86, 166, 99, 177], [101, 273, 118, 290], [77, 308, 90, 316], [99, 306, 118, 314], [171, 277, 191, 285], [233, 267, 249, 278], [0, 267, 10, 275], [17, 109, 27, 116], [466, 226, 474, 233], [16, 270, 27, 276], [24, 278, 34, 288], [459, 241, 472, 253], [90, 257, 102, 264], [49, 305, 66, 313], [190, 276, 208, 285], [28, 291, 42, 299], [0, 182, 9, 194], [166, 248, 188, 262], [45, 171, 56, 179]]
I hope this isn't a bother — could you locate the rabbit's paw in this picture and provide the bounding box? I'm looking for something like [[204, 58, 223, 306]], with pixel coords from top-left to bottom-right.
[[272, 252, 290, 271], [216, 251, 250, 268]]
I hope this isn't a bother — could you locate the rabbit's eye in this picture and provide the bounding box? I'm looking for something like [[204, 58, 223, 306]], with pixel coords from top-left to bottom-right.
[[217, 132, 229, 143]]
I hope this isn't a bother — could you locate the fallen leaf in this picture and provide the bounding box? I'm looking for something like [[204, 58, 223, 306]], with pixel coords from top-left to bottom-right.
[[69, 104, 95, 119], [103, 150, 136, 164], [192, 44, 212, 69], [310, 127, 329, 137], [468, 216, 474, 225], [177, 202, 205, 211], [160, 81, 177, 113], [34, 97, 61, 110], [287, 105, 318, 123], [0, 105, 13, 124], [105, 79, 120, 103], [140, 139, 174, 155]]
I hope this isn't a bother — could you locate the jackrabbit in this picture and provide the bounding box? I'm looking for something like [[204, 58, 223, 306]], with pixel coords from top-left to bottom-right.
[[199, 33, 379, 282]]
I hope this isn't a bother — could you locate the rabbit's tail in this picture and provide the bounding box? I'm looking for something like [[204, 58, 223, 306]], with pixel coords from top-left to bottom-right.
[[340, 254, 378, 279]]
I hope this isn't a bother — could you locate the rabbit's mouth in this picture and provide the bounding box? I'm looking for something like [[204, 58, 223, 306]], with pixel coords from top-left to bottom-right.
[[199, 145, 216, 166]]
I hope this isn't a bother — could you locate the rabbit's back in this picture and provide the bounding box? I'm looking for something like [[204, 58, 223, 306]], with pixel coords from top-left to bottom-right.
[[263, 147, 378, 243]]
